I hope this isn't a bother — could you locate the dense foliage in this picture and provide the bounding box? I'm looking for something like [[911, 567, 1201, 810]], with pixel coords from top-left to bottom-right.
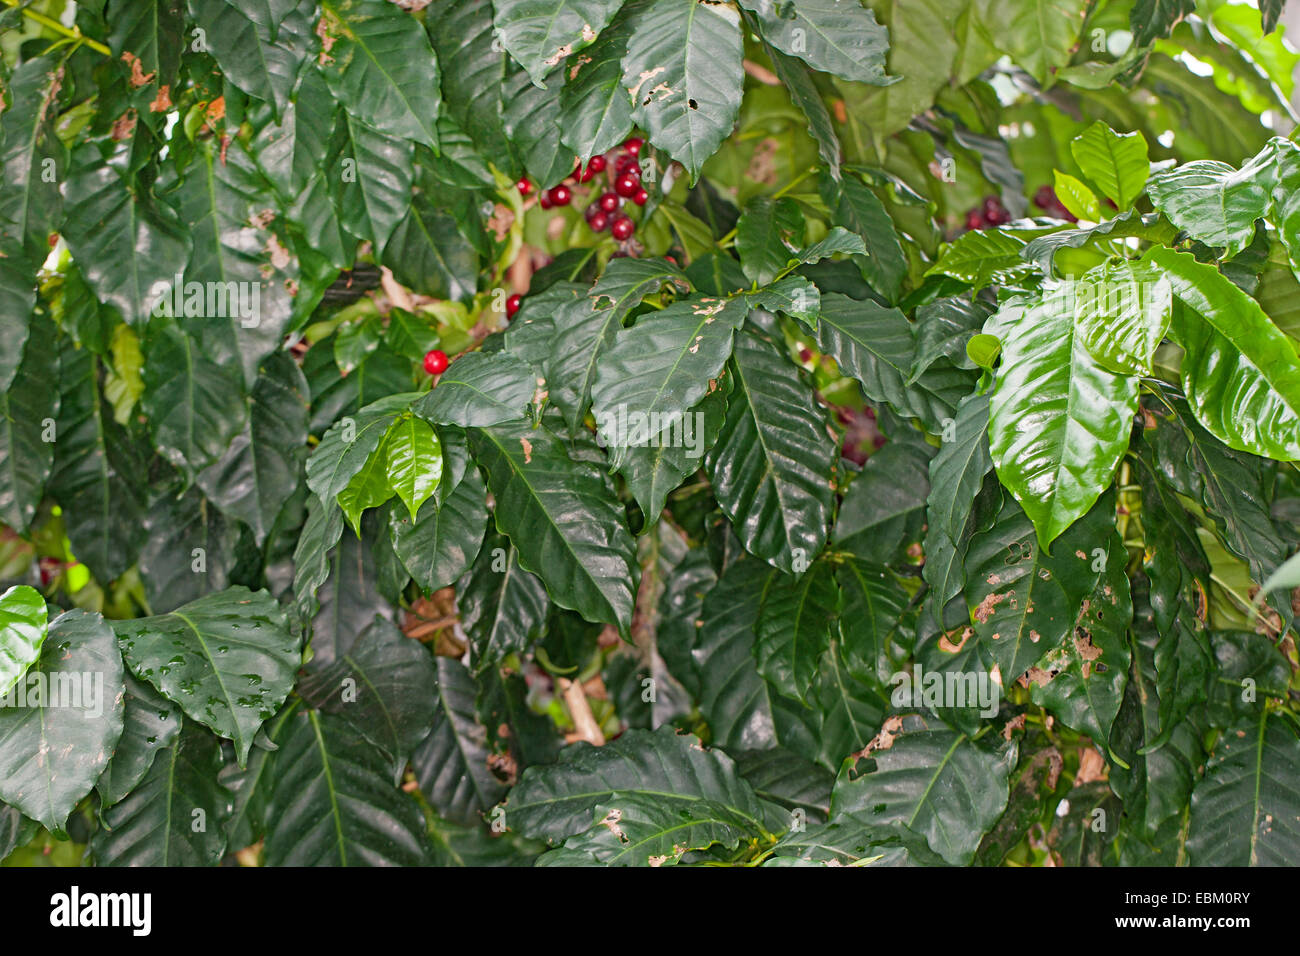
[[1, 0, 1300, 868]]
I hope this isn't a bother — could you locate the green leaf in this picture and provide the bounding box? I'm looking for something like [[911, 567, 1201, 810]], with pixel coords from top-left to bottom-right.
[[391, 465, 488, 594], [1052, 170, 1102, 221], [0, 610, 125, 834], [926, 226, 1047, 291], [263, 708, 432, 865], [62, 145, 191, 328], [1072, 259, 1172, 375], [830, 714, 1013, 865], [197, 350, 309, 546], [1187, 711, 1300, 866], [738, 0, 893, 85], [318, 0, 442, 148], [755, 561, 837, 704], [383, 414, 443, 521], [706, 329, 835, 574], [112, 586, 300, 766], [414, 351, 539, 427], [412, 656, 507, 824], [97, 674, 182, 809], [0, 257, 35, 393], [1069, 121, 1150, 210], [299, 616, 437, 772], [1151, 246, 1300, 460], [541, 281, 621, 435], [736, 196, 805, 287], [592, 295, 748, 469], [138, 484, 242, 613], [836, 558, 909, 688], [821, 173, 907, 301], [458, 530, 551, 672], [0, 56, 66, 260], [93, 722, 231, 866], [558, 0, 644, 160], [49, 342, 148, 582], [141, 316, 249, 478], [622, 0, 744, 183], [187, 0, 311, 117], [1146, 149, 1277, 257], [984, 289, 1139, 548], [765, 45, 842, 179], [471, 421, 638, 635], [506, 726, 769, 842], [922, 392, 992, 623], [0, 585, 47, 699], [307, 393, 414, 507], [494, 0, 625, 87], [619, 383, 724, 525], [543, 792, 763, 865], [1026, 524, 1132, 743], [971, 0, 1090, 86], [1130, 0, 1195, 47], [382, 193, 481, 303], [695, 557, 819, 755], [0, 327, 58, 533], [337, 114, 415, 250]]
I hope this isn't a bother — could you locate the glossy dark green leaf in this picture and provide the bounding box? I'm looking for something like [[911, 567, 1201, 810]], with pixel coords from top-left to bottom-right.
[[736, 196, 804, 287], [1070, 121, 1150, 210], [1187, 711, 1300, 866], [381, 193, 481, 303], [0, 328, 58, 533], [49, 342, 147, 582], [113, 586, 300, 766], [506, 726, 769, 843], [317, 0, 442, 148], [471, 420, 638, 635], [414, 351, 539, 428], [0, 609, 125, 835], [391, 465, 488, 593], [412, 656, 507, 825], [0, 56, 65, 260], [459, 529, 551, 671], [197, 350, 309, 546], [592, 295, 748, 469], [187, 0, 311, 117], [299, 616, 437, 772], [92, 723, 230, 866], [755, 560, 837, 704], [621, 0, 744, 183], [557, 0, 644, 160], [739, 0, 892, 84], [306, 393, 413, 506], [820, 174, 907, 301], [705, 329, 834, 573], [1147, 148, 1275, 257], [97, 674, 182, 809], [62, 145, 191, 329], [138, 484, 242, 613], [493, 0, 625, 87], [830, 714, 1013, 865], [263, 708, 432, 865]]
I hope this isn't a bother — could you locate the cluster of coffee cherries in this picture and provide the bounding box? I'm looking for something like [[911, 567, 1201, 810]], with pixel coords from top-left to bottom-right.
[[516, 137, 648, 241], [963, 195, 1012, 231]]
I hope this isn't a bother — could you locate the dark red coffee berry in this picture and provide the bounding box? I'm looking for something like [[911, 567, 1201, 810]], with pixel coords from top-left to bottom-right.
[[632, 188, 649, 206], [623, 136, 643, 156], [517, 178, 533, 196], [539, 192, 553, 210], [965, 209, 983, 231], [982, 196, 1010, 226], [547, 184, 572, 206], [614, 174, 639, 198], [505, 294, 522, 318], [588, 211, 610, 232], [423, 349, 449, 375], [597, 191, 620, 213], [610, 216, 635, 240], [588, 154, 607, 173]]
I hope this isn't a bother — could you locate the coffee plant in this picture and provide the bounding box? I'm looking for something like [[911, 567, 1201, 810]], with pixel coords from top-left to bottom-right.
[[1, 0, 1299, 869]]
